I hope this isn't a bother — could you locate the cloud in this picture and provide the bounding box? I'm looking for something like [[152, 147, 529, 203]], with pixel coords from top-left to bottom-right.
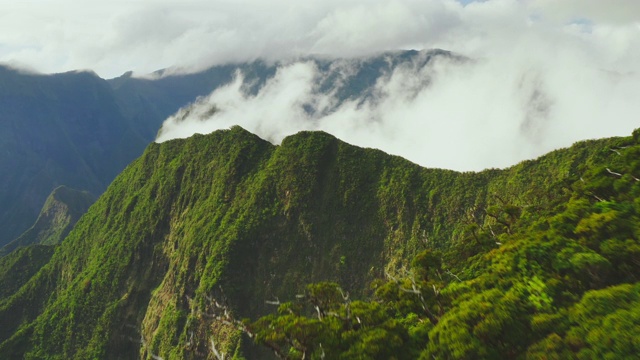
[[2, 0, 639, 170], [1, 1, 638, 77], [157, 62, 322, 142], [150, 1, 640, 171], [156, 43, 640, 171], [530, 0, 640, 25]]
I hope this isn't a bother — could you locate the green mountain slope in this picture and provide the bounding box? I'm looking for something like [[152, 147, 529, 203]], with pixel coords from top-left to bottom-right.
[[0, 126, 631, 359], [0, 245, 55, 301], [0, 50, 454, 248], [0, 186, 95, 257]]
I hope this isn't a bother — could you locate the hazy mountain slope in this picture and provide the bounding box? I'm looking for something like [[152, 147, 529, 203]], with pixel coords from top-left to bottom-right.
[[0, 126, 623, 359], [0, 66, 148, 246], [0, 63, 243, 248], [0, 186, 95, 257], [0, 50, 453, 248]]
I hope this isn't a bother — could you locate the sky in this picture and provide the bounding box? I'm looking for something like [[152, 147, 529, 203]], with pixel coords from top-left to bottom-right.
[[2, 0, 640, 171]]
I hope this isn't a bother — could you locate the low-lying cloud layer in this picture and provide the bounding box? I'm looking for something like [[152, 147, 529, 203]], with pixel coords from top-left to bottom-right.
[[156, 46, 640, 171]]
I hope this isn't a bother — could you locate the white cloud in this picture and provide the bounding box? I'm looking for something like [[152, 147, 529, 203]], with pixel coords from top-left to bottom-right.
[[2, 0, 639, 170], [156, 43, 640, 170], [157, 62, 323, 142]]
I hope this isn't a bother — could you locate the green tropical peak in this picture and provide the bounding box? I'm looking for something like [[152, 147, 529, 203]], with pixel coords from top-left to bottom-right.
[[0, 126, 637, 359]]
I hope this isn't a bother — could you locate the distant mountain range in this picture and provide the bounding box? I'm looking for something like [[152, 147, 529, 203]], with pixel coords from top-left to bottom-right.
[[0, 186, 94, 257]]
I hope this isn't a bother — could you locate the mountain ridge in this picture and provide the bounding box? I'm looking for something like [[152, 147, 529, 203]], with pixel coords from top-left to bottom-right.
[[0, 66, 149, 246], [0, 125, 628, 359]]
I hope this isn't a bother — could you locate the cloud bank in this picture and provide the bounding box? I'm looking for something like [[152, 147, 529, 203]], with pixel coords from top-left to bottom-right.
[[3, 0, 639, 170], [2, 1, 639, 77], [156, 47, 640, 171]]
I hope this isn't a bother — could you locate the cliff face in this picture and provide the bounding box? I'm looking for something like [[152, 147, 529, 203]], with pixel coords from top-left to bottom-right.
[[0, 126, 623, 359]]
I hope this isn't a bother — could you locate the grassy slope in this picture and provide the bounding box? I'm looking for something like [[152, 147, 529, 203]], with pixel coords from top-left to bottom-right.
[[0, 126, 624, 359]]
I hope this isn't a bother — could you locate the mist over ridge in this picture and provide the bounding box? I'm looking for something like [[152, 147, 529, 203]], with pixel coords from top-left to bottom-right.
[[1, 1, 639, 358], [3, 0, 638, 171], [156, 48, 640, 171]]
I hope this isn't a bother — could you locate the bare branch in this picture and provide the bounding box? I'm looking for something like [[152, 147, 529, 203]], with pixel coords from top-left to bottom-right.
[[337, 287, 349, 302], [400, 287, 421, 294], [606, 168, 640, 182], [606, 168, 623, 177], [265, 297, 281, 306], [210, 337, 226, 360]]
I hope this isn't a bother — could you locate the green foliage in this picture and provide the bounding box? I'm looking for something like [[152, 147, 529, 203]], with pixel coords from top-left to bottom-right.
[[565, 283, 640, 359], [0, 245, 55, 300], [249, 282, 420, 360], [249, 131, 640, 359], [0, 126, 638, 359]]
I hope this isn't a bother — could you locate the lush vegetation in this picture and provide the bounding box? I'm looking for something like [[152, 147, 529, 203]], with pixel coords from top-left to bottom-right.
[[0, 125, 636, 359], [247, 129, 640, 359]]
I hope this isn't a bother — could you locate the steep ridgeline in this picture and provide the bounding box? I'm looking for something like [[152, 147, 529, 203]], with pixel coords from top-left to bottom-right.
[[0, 186, 95, 257], [0, 126, 623, 359], [248, 130, 640, 359], [0, 49, 453, 248]]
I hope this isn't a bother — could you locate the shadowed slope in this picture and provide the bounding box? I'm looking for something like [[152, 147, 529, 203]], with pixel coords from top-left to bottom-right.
[[0, 186, 95, 257]]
